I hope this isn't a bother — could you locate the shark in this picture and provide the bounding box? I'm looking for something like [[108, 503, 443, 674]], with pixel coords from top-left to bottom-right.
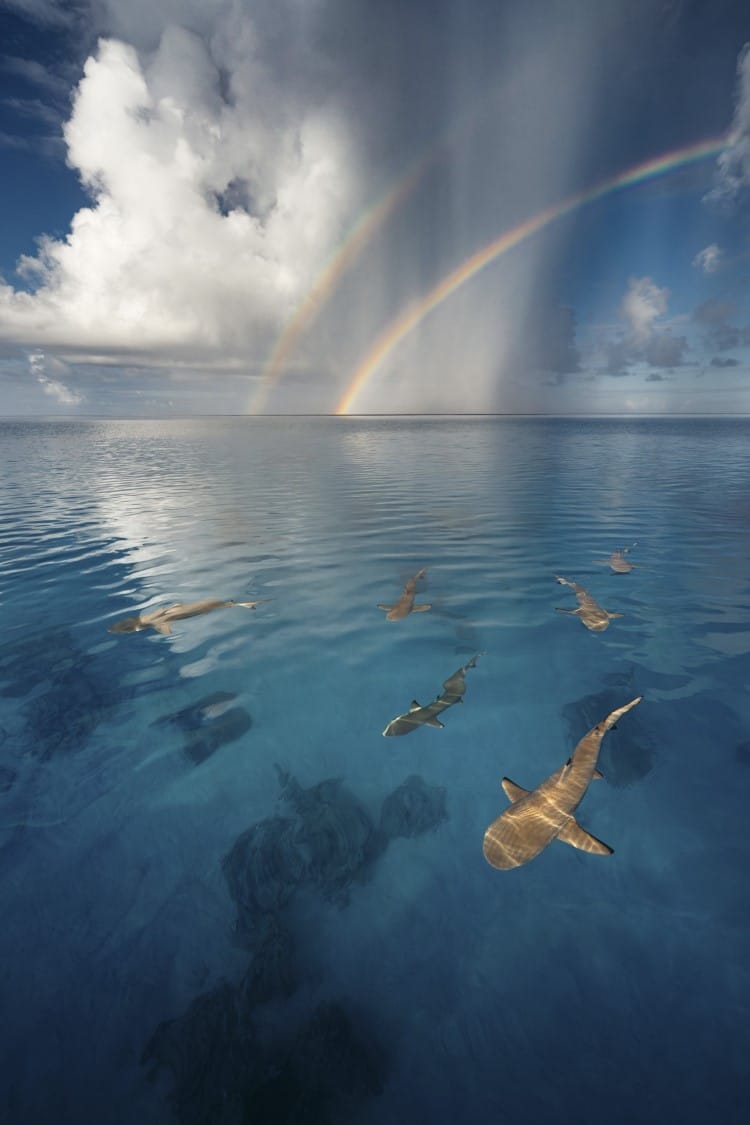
[[383, 655, 479, 736], [554, 576, 623, 632], [483, 695, 642, 870], [594, 542, 638, 573], [378, 566, 431, 621], [108, 598, 269, 636]]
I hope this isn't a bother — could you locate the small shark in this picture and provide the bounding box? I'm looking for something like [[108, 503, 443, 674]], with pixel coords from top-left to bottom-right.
[[554, 576, 623, 632], [483, 695, 642, 870], [383, 655, 479, 736], [378, 567, 431, 621], [594, 542, 638, 573], [108, 598, 269, 635]]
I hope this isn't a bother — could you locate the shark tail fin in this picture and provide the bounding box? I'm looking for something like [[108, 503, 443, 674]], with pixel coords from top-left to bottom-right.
[[557, 817, 613, 855], [601, 696, 642, 733]]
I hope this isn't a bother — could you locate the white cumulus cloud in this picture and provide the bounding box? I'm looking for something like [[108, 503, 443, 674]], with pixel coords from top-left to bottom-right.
[[692, 243, 722, 274], [0, 30, 359, 366], [29, 350, 84, 405], [708, 42, 750, 202], [620, 276, 669, 343]]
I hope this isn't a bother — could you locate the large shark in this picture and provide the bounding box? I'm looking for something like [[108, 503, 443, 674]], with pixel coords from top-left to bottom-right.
[[383, 655, 479, 736], [594, 542, 638, 573], [483, 695, 642, 870], [109, 598, 269, 636], [554, 576, 623, 632], [378, 567, 431, 621]]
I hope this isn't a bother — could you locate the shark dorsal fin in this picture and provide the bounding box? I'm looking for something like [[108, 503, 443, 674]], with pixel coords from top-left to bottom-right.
[[593, 768, 604, 780], [501, 778, 529, 803], [557, 816, 613, 855], [409, 700, 422, 711]]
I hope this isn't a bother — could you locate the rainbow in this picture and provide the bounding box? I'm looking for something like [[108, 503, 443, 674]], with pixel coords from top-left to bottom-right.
[[335, 135, 728, 415], [247, 155, 436, 415], [247, 82, 519, 414]]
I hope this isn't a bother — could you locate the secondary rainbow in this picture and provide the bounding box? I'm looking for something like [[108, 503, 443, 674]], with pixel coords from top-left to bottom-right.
[[335, 135, 728, 415]]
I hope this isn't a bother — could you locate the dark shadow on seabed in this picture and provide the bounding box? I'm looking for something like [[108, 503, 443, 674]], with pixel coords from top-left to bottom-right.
[[143, 769, 447, 1123]]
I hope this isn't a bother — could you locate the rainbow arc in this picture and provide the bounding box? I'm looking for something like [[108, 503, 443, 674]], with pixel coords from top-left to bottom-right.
[[335, 136, 727, 416]]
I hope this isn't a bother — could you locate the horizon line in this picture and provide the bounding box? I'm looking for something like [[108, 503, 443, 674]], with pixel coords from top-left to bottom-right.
[[3, 411, 750, 421]]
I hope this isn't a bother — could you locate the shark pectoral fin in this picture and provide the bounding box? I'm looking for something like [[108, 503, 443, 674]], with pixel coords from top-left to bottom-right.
[[377, 604, 394, 612], [425, 717, 444, 729], [557, 817, 613, 856], [412, 603, 432, 612], [555, 608, 576, 614], [607, 612, 625, 619], [593, 768, 604, 780], [151, 621, 172, 635], [501, 778, 529, 803]]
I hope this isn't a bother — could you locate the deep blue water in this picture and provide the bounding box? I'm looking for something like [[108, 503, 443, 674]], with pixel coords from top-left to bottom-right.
[[1, 416, 749, 1125]]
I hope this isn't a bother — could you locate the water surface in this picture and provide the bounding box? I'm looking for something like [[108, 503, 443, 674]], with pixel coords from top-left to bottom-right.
[[1, 416, 748, 1124]]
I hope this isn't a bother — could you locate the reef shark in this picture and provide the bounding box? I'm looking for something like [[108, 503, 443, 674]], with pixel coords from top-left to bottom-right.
[[594, 542, 638, 573], [554, 576, 623, 632], [483, 695, 642, 870], [109, 598, 269, 636], [383, 655, 479, 736], [378, 567, 431, 621]]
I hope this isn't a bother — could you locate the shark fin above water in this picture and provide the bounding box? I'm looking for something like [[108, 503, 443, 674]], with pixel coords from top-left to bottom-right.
[[557, 817, 613, 855], [501, 778, 529, 802]]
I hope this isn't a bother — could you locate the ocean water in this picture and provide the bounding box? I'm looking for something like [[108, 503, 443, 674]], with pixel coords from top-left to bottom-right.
[[0, 415, 748, 1125]]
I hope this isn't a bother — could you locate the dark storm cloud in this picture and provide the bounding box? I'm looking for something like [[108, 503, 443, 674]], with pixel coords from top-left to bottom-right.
[[710, 355, 740, 367], [643, 332, 687, 368], [693, 298, 737, 325], [692, 298, 750, 352], [604, 337, 634, 376], [603, 331, 686, 376]]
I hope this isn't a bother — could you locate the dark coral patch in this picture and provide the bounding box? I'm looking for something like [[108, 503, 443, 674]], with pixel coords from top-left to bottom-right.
[[380, 774, 448, 839]]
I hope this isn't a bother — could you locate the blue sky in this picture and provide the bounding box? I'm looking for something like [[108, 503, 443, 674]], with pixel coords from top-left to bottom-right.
[[1, 0, 750, 415]]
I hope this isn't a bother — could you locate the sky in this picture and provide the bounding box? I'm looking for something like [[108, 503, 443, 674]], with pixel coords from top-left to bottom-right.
[[1, 0, 750, 415]]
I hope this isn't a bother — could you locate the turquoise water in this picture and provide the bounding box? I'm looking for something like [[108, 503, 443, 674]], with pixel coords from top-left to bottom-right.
[[1, 416, 749, 1124]]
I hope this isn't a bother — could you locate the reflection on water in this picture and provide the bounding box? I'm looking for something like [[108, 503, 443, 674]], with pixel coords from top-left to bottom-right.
[[0, 417, 749, 1124]]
